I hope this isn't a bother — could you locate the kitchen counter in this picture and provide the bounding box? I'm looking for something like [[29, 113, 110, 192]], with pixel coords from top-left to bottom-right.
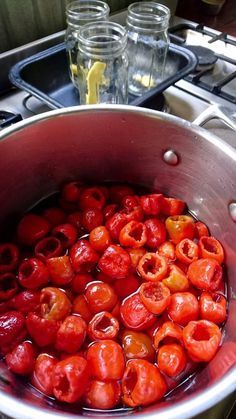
[[176, 0, 236, 36]]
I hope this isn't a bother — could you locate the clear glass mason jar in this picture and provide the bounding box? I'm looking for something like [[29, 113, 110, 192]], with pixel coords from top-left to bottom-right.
[[65, 0, 110, 86], [77, 21, 128, 105], [126, 2, 170, 96]]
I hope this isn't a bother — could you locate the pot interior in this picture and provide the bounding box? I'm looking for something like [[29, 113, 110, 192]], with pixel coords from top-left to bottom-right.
[[0, 106, 235, 418]]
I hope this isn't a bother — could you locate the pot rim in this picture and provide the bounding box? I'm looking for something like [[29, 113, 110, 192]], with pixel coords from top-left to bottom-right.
[[0, 104, 235, 162], [0, 104, 235, 418], [0, 367, 235, 419]]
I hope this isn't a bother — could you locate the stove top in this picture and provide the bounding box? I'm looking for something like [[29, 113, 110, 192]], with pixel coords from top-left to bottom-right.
[[0, 14, 235, 149]]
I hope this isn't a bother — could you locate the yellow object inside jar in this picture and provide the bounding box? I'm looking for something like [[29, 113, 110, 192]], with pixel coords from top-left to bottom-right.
[[86, 61, 107, 104]]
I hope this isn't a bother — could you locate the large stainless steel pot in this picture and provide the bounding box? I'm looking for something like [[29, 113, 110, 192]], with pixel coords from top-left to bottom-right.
[[0, 105, 235, 419]]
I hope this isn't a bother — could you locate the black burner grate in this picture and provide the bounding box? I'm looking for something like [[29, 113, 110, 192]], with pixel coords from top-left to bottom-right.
[[169, 23, 236, 104]]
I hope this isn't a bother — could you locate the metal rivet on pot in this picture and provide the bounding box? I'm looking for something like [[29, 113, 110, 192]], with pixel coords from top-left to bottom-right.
[[229, 202, 236, 222], [163, 150, 179, 166]]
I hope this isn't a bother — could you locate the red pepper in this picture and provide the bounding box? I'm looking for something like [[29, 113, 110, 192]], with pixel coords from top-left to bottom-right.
[[43, 207, 66, 228], [137, 253, 168, 282], [103, 204, 118, 222], [157, 343, 187, 378], [122, 195, 140, 211], [40, 287, 71, 321], [17, 213, 50, 246], [88, 311, 119, 340], [56, 315, 87, 353], [26, 312, 60, 347], [82, 208, 103, 232], [69, 239, 99, 273], [144, 219, 166, 249], [52, 223, 77, 249], [110, 185, 134, 204], [89, 226, 111, 253], [162, 197, 186, 216], [139, 194, 163, 215], [122, 359, 167, 407], [113, 274, 140, 300], [162, 264, 189, 293], [84, 379, 121, 410], [122, 330, 155, 361], [66, 211, 82, 231], [120, 292, 155, 331], [6, 341, 36, 376], [194, 221, 209, 239], [72, 294, 93, 323], [0, 311, 27, 355], [98, 244, 131, 280], [187, 258, 222, 291], [128, 247, 146, 271], [199, 236, 224, 265], [0, 243, 19, 273], [87, 340, 125, 380], [167, 292, 199, 326], [61, 181, 82, 203], [199, 292, 227, 324], [32, 353, 58, 396], [154, 321, 183, 350], [18, 258, 49, 289], [119, 221, 147, 248], [53, 356, 90, 403], [47, 255, 74, 286], [175, 238, 199, 265], [85, 281, 117, 314], [79, 187, 107, 210], [9, 290, 40, 314], [71, 273, 94, 294], [139, 281, 171, 315], [165, 215, 195, 244], [35, 237, 63, 262], [106, 211, 128, 241], [0, 273, 18, 301], [183, 320, 221, 362], [158, 241, 176, 263]]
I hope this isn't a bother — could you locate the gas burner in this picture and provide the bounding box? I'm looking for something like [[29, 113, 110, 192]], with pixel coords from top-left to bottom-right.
[[185, 45, 217, 71], [0, 110, 22, 129], [169, 23, 236, 104]]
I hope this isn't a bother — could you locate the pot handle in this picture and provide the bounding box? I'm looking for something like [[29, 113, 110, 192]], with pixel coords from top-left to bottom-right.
[[193, 104, 236, 132]]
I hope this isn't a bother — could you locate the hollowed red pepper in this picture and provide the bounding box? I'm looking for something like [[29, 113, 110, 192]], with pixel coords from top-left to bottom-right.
[[18, 258, 49, 289], [26, 312, 60, 347], [119, 221, 147, 248], [199, 236, 224, 265], [122, 359, 167, 407], [35, 237, 63, 262], [88, 311, 119, 340], [154, 321, 183, 350], [137, 253, 168, 282], [56, 315, 87, 353], [6, 341, 36, 376], [52, 223, 77, 248], [140, 194, 163, 216], [176, 238, 199, 265], [183, 319, 221, 362], [40, 287, 71, 321], [139, 281, 171, 315], [53, 356, 90, 403], [167, 292, 199, 326], [157, 343, 187, 378], [120, 292, 155, 331], [0, 311, 27, 354]]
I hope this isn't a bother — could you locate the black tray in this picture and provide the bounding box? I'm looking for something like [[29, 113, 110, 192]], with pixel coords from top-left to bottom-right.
[[9, 42, 197, 109]]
